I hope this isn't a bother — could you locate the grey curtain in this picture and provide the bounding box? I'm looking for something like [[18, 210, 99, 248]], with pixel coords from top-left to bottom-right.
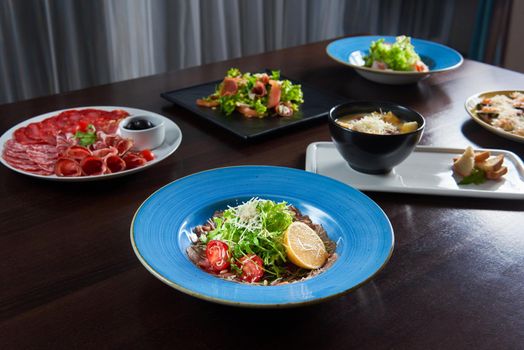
[[0, 0, 456, 105]]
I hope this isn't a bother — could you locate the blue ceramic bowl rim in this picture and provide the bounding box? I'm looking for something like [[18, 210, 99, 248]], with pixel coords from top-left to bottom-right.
[[329, 101, 426, 137], [130, 166, 395, 308], [326, 35, 463, 75]]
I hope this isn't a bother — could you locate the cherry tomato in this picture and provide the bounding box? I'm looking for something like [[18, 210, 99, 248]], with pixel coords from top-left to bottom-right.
[[237, 254, 264, 283], [76, 120, 89, 132], [140, 149, 155, 161], [205, 240, 231, 272]]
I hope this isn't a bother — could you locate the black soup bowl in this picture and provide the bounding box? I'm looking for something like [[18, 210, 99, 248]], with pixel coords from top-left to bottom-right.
[[328, 101, 425, 174]]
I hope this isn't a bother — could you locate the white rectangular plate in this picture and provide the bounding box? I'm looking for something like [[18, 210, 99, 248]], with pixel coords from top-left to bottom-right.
[[305, 142, 524, 199]]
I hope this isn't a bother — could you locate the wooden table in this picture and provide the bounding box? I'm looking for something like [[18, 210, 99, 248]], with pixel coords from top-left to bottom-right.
[[1, 39, 523, 349]]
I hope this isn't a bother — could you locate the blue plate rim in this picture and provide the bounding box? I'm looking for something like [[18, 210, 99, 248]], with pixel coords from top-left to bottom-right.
[[326, 35, 464, 75], [130, 165, 395, 308]]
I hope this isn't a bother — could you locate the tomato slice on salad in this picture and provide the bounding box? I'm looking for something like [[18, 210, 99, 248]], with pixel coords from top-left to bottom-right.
[[237, 254, 264, 283], [205, 240, 231, 272]]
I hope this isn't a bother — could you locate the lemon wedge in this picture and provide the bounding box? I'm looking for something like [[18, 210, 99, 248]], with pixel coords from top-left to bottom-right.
[[284, 221, 328, 269]]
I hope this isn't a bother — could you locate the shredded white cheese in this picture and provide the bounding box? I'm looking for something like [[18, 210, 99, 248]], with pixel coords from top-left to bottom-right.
[[337, 114, 398, 135], [227, 197, 263, 232]]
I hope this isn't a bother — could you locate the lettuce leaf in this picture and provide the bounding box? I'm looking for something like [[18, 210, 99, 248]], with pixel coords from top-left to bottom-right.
[[364, 36, 422, 71], [204, 198, 294, 278]]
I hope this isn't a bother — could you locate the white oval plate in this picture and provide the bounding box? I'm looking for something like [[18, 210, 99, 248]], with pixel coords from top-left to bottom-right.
[[465, 90, 524, 143], [0, 106, 182, 181]]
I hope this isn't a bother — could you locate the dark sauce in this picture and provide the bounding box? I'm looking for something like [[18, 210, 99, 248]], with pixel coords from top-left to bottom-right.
[[124, 119, 155, 130]]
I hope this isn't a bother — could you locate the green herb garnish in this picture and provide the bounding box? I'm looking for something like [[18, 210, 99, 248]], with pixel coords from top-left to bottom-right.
[[459, 168, 486, 185], [74, 125, 97, 146]]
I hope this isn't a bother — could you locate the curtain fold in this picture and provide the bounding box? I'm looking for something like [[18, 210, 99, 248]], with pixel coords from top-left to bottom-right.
[[0, 0, 457, 105]]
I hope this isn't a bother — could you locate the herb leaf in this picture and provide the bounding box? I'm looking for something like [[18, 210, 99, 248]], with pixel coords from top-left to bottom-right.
[[459, 168, 486, 185], [74, 125, 97, 146]]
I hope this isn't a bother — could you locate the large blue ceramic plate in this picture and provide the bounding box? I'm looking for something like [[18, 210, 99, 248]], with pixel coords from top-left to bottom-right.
[[131, 166, 394, 307], [326, 35, 463, 85]]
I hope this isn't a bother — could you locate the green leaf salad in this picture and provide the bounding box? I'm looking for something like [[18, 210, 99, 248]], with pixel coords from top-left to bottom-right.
[[202, 198, 294, 278], [196, 68, 304, 118], [188, 198, 337, 285], [364, 36, 429, 72]]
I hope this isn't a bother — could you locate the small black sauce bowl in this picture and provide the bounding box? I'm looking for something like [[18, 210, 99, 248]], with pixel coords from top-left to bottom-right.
[[328, 101, 425, 174]]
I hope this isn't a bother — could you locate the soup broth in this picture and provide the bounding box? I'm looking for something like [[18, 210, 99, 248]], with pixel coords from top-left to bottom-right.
[[336, 111, 418, 135]]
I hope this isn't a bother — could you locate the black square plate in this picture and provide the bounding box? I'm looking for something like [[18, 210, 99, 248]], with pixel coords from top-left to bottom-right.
[[161, 76, 348, 139]]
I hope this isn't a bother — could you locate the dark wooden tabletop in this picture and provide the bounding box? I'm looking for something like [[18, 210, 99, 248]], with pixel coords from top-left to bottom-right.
[[1, 39, 523, 349]]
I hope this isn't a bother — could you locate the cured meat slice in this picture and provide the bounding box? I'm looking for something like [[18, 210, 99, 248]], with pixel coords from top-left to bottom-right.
[[3, 148, 27, 160], [27, 143, 58, 153], [3, 139, 56, 175], [220, 77, 239, 96], [14, 128, 42, 145], [105, 155, 126, 173], [80, 156, 106, 175], [7, 158, 51, 173], [4, 139, 27, 152], [24, 123, 43, 141], [39, 129, 58, 145], [251, 81, 267, 97], [63, 145, 91, 161], [56, 133, 77, 154], [100, 133, 118, 147], [55, 158, 82, 177], [123, 153, 147, 169], [115, 138, 133, 156], [92, 146, 118, 158], [26, 150, 57, 166], [38, 120, 59, 145], [54, 156, 81, 176], [237, 106, 259, 118], [3, 153, 39, 167], [267, 80, 282, 108], [95, 120, 120, 134], [257, 73, 270, 85], [196, 98, 220, 108]]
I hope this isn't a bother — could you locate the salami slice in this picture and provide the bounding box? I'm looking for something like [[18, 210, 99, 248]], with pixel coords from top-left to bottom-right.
[[26, 151, 57, 166], [123, 153, 147, 169], [24, 123, 43, 141], [105, 155, 126, 173], [92, 146, 118, 158], [14, 128, 42, 145], [115, 138, 133, 156], [3, 153, 39, 167], [56, 133, 77, 154], [55, 158, 82, 177], [4, 139, 28, 152], [80, 156, 106, 175], [3, 146, 27, 158], [3, 151, 25, 163], [63, 145, 91, 161], [27, 144, 58, 155], [5, 157, 48, 173]]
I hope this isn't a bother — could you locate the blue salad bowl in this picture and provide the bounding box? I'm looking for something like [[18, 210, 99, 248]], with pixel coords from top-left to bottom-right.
[[131, 166, 394, 308], [326, 35, 463, 85]]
